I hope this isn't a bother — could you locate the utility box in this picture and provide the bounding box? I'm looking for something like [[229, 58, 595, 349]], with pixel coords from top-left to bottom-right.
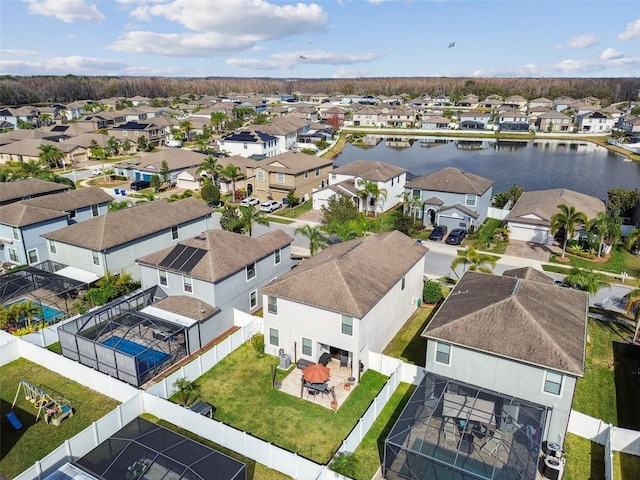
[[279, 353, 291, 369]]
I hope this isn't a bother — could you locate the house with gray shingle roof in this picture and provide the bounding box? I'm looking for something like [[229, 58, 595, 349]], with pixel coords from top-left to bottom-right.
[[42, 198, 212, 280], [21, 186, 113, 224], [261, 231, 426, 382], [0, 178, 70, 206], [406, 167, 494, 230], [422, 269, 588, 449], [312, 160, 407, 213], [137, 229, 294, 343], [505, 188, 605, 244], [117, 149, 207, 183], [217, 130, 279, 159]]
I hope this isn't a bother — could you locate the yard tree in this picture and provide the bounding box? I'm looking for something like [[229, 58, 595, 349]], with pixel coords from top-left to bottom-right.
[[200, 182, 220, 206], [88, 143, 108, 181], [321, 193, 359, 226], [286, 190, 300, 208], [150, 174, 161, 192], [160, 160, 171, 185], [196, 154, 222, 184], [219, 204, 245, 233], [587, 212, 621, 257], [107, 136, 121, 157], [295, 224, 329, 256], [562, 267, 610, 295], [624, 289, 640, 343], [357, 179, 387, 217], [172, 377, 198, 406], [179, 120, 193, 142], [607, 188, 639, 217], [209, 111, 228, 132], [20, 159, 44, 178], [626, 228, 640, 252], [122, 138, 133, 154], [220, 164, 242, 202], [450, 247, 497, 277], [240, 205, 270, 236], [38, 144, 64, 169], [326, 114, 344, 131], [137, 136, 149, 152], [551, 204, 588, 259]]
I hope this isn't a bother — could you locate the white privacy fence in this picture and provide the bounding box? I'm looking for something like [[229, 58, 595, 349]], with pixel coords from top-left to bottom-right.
[[487, 206, 510, 220]]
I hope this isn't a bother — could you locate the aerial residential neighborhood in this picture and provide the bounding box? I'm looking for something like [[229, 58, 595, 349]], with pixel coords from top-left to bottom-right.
[[2, 2, 640, 480]]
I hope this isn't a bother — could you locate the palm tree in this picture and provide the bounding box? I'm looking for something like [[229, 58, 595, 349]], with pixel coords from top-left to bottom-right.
[[14, 300, 42, 328], [108, 200, 133, 211], [624, 289, 640, 343], [626, 228, 640, 253], [122, 138, 134, 155], [396, 191, 412, 215], [295, 224, 330, 256], [587, 212, 621, 258], [19, 159, 44, 178], [357, 179, 387, 217], [210, 111, 228, 132], [38, 144, 64, 169], [450, 247, 497, 277], [179, 120, 193, 142], [220, 164, 242, 202], [562, 267, 610, 295], [172, 377, 198, 406], [89, 144, 108, 181], [239, 205, 270, 236], [107, 136, 121, 157], [551, 204, 588, 259], [196, 154, 222, 184], [39, 113, 52, 126]]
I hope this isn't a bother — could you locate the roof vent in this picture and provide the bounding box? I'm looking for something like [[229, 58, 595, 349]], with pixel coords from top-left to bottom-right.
[[195, 235, 206, 241], [512, 279, 520, 295]]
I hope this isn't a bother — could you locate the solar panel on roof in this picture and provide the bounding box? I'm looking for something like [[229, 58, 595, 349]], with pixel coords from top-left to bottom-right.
[[180, 248, 206, 272], [158, 245, 186, 268], [51, 125, 67, 132], [157, 245, 206, 273]]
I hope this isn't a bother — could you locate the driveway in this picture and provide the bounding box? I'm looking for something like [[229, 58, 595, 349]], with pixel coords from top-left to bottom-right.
[[504, 240, 555, 262]]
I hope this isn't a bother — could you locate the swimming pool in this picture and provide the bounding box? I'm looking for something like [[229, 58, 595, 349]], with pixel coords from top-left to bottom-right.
[[5, 299, 65, 324], [101, 336, 170, 376]]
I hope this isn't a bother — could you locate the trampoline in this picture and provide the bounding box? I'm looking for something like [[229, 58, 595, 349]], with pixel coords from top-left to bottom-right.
[[102, 336, 170, 376]]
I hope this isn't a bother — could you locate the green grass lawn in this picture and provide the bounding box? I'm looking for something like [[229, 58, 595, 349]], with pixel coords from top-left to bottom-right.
[[0, 359, 120, 479], [383, 305, 438, 365], [549, 245, 640, 278], [464, 218, 508, 254], [273, 200, 312, 219], [563, 433, 605, 480], [183, 343, 388, 464]]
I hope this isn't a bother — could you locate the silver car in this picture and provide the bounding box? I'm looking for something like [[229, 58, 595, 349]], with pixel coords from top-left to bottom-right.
[[260, 200, 282, 212]]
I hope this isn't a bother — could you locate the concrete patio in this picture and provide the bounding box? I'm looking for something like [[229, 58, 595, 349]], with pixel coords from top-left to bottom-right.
[[277, 358, 356, 410]]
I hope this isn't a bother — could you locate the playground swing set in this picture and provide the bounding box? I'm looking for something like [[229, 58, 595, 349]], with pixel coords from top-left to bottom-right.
[[6, 380, 73, 429]]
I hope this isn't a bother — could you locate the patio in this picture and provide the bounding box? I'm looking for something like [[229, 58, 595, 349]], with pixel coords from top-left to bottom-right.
[[278, 357, 355, 410]]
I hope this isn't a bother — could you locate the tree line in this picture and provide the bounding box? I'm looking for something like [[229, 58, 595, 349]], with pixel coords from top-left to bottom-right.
[[1, 75, 637, 106]]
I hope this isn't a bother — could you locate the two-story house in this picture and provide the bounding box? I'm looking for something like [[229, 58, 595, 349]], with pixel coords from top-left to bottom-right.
[[352, 107, 382, 127], [261, 231, 426, 382], [498, 111, 530, 132], [406, 167, 494, 230], [575, 111, 615, 133], [312, 160, 407, 214], [217, 130, 279, 159], [137, 229, 294, 342], [250, 151, 333, 202], [42, 198, 212, 280], [20, 187, 113, 224], [0, 178, 69, 206], [107, 121, 165, 149], [535, 111, 573, 132], [458, 111, 492, 130]]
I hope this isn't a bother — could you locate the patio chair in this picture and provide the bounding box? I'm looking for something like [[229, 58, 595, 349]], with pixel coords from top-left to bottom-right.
[[480, 429, 503, 456], [443, 418, 457, 444]]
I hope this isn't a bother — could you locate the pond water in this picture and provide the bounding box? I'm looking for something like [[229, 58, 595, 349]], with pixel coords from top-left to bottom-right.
[[332, 136, 640, 199]]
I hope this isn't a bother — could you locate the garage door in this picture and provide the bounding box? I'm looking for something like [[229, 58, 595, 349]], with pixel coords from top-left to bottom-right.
[[438, 215, 467, 231], [509, 224, 548, 244]]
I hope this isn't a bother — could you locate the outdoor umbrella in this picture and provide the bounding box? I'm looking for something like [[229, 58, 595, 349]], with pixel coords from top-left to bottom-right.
[[302, 363, 330, 384]]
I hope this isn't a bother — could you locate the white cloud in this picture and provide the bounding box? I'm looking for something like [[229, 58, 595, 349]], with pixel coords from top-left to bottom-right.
[[0, 55, 127, 75], [0, 49, 39, 57], [227, 50, 378, 70], [601, 48, 623, 60], [332, 67, 373, 78], [556, 34, 597, 49], [23, 0, 105, 23], [618, 18, 640, 41], [109, 31, 259, 56]]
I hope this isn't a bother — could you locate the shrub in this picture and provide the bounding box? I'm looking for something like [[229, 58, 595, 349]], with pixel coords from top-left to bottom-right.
[[250, 333, 265, 356], [423, 280, 443, 304], [329, 452, 359, 478]]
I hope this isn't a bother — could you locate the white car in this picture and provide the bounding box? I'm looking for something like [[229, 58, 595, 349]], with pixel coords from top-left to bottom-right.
[[92, 168, 104, 176], [260, 200, 282, 213], [240, 197, 260, 207]]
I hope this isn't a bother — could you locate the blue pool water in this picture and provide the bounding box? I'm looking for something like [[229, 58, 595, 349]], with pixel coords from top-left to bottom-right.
[[6, 299, 65, 324], [101, 336, 170, 375]]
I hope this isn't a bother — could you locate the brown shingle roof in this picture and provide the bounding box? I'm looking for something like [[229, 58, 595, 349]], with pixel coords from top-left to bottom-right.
[[423, 271, 587, 376], [0, 203, 68, 227], [261, 231, 426, 318], [502, 267, 555, 285], [0, 178, 69, 205], [137, 229, 293, 283], [21, 187, 112, 212], [152, 296, 219, 321], [406, 167, 494, 195], [43, 198, 211, 250], [506, 189, 606, 227], [332, 160, 406, 182], [258, 151, 333, 175]]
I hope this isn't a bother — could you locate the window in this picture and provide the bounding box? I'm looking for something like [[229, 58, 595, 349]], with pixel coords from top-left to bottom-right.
[[243, 142, 247, 150], [250, 290, 258, 309], [276, 173, 285, 183], [401, 276, 406, 290], [412, 189, 421, 198], [246, 262, 256, 280], [304, 171, 309, 179], [465, 194, 477, 207], [158, 269, 168, 287], [544, 371, 562, 395], [302, 337, 312, 356], [315, 168, 320, 176], [12, 227, 19, 240], [69, 209, 77, 219], [48, 239, 57, 254], [171, 226, 178, 240], [331, 173, 337, 180], [92, 250, 100, 266], [91, 204, 99, 217], [257, 170, 265, 182], [183, 276, 193, 293], [274, 248, 281, 265], [7, 247, 19, 263], [267, 296, 277, 315], [269, 328, 279, 346], [27, 249, 38, 264], [435, 342, 451, 365], [341, 315, 353, 336]]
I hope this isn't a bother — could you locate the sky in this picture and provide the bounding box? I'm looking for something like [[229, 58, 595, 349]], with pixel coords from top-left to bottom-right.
[[1, 0, 639, 79]]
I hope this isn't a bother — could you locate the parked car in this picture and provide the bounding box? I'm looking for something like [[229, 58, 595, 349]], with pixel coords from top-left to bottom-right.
[[260, 200, 282, 213], [130, 180, 151, 191], [92, 168, 104, 176], [240, 197, 260, 207], [445, 228, 467, 245], [429, 225, 448, 241]]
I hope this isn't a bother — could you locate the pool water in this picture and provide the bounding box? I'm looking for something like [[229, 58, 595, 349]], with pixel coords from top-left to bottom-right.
[[6, 299, 65, 323]]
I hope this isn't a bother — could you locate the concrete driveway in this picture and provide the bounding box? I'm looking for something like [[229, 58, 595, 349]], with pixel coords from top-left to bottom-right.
[[504, 240, 555, 262]]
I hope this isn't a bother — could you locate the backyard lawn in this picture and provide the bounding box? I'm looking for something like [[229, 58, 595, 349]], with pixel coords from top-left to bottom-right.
[[383, 304, 438, 365], [181, 343, 388, 464], [550, 245, 640, 278], [0, 358, 120, 479]]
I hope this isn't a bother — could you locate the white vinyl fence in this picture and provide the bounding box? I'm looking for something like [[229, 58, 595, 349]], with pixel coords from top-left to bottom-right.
[[487, 206, 510, 220]]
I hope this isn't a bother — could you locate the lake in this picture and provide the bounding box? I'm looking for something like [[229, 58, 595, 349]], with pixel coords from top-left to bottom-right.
[[332, 136, 640, 200]]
